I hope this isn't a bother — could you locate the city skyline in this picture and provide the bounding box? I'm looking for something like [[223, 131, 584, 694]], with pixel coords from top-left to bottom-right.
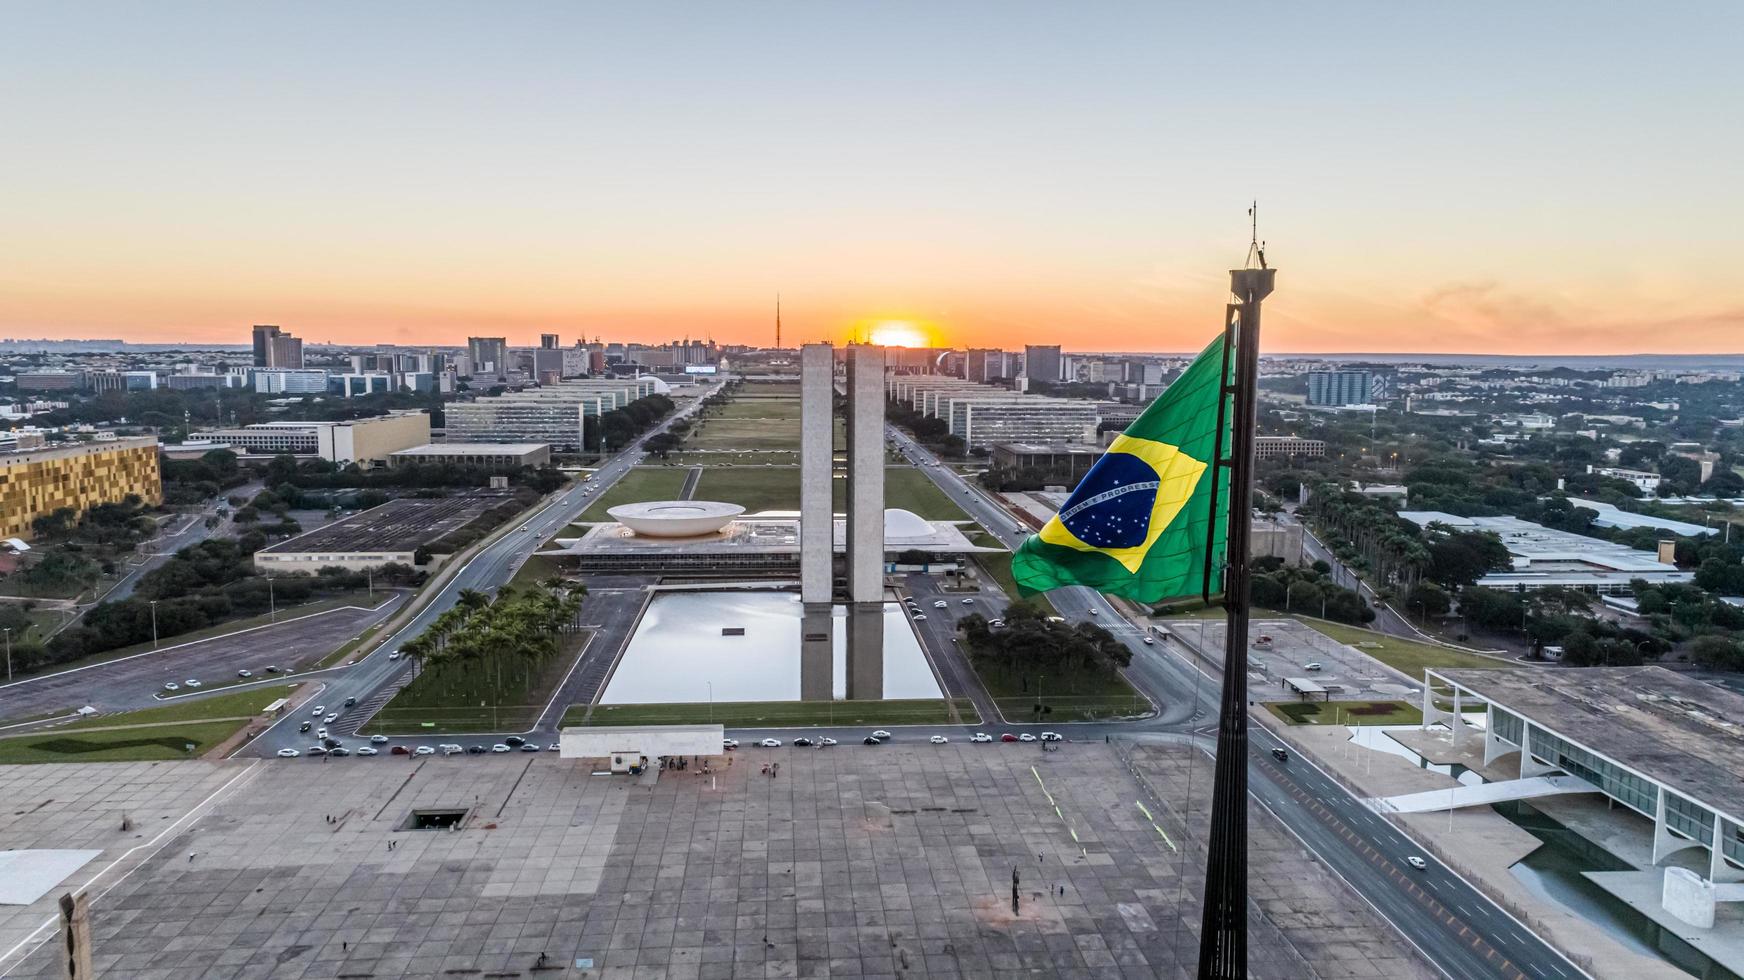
[[2, 2, 1741, 354]]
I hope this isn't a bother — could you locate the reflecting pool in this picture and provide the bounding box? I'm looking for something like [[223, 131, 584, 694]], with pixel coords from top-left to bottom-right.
[[600, 590, 942, 703]]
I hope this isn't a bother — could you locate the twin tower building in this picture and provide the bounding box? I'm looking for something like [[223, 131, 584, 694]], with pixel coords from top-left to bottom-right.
[[798, 343, 887, 702]]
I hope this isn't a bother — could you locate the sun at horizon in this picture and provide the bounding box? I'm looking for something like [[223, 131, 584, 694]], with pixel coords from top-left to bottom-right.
[[867, 321, 928, 348]]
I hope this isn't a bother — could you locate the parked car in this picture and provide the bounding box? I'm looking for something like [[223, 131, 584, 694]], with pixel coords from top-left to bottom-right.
[[442, 744, 463, 756], [932, 600, 948, 608], [413, 745, 436, 756], [370, 734, 389, 744], [505, 736, 526, 747], [970, 732, 994, 743], [862, 736, 882, 745], [356, 746, 379, 756], [163, 682, 180, 691], [722, 738, 739, 750], [276, 748, 300, 758], [521, 743, 540, 752], [1039, 732, 1061, 742], [1018, 733, 1038, 743], [792, 737, 813, 747], [928, 735, 949, 744], [184, 679, 202, 688], [757, 738, 782, 748], [871, 730, 892, 740], [911, 613, 927, 621], [546, 743, 560, 751], [818, 737, 838, 747], [391, 745, 411, 755], [1000, 733, 1019, 742], [237, 669, 252, 678], [467, 745, 486, 755], [264, 665, 280, 674], [307, 746, 326, 756], [1303, 662, 1324, 672], [960, 598, 974, 605], [328, 746, 351, 757], [490, 744, 511, 753]]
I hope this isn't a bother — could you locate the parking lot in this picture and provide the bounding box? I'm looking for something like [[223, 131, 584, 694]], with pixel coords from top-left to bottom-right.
[[1162, 617, 1424, 703]]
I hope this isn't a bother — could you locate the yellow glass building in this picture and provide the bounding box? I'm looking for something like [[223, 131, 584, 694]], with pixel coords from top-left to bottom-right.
[[0, 437, 162, 540]]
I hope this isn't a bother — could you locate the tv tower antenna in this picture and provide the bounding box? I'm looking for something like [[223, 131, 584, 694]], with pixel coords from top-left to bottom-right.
[[775, 294, 782, 349]]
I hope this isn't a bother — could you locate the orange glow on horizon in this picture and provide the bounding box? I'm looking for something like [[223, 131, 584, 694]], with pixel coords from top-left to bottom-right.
[[866, 321, 928, 348]]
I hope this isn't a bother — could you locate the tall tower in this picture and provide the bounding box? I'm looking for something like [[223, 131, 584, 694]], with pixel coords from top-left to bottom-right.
[[798, 343, 835, 700], [775, 295, 782, 350], [844, 344, 887, 699]]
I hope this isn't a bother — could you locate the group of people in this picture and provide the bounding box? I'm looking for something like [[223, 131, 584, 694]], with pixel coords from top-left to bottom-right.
[[760, 761, 781, 778]]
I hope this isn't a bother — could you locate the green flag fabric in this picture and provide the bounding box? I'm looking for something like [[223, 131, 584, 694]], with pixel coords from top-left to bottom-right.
[[1011, 334, 1231, 602]]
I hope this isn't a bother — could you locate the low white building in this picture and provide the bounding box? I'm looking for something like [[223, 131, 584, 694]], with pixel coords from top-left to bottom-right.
[[1399, 511, 1691, 595]]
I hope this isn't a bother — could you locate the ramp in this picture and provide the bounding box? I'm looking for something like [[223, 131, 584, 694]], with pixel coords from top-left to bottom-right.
[[1372, 775, 1596, 814]]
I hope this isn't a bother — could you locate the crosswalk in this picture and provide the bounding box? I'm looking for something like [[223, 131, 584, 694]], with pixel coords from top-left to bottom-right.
[[342, 674, 412, 736]]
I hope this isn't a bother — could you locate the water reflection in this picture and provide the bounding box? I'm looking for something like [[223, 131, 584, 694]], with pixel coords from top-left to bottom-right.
[[601, 590, 942, 703]]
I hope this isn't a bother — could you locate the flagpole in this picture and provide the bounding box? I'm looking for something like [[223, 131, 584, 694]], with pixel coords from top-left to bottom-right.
[[1197, 258, 1274, 979]]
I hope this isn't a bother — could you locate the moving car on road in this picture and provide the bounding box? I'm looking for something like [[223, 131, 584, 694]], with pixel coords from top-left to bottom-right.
[[370, 734, 389, 744], [1303, 662, 1323, 672], [870, 730, 892, 741], [970, 733, 994, 743], [310, 704, 325, 716], [1271, 748, 1289, 762], [1406, 856, 1427, 870], [276, 748, 300, 758], [237, 669, 252, 678]]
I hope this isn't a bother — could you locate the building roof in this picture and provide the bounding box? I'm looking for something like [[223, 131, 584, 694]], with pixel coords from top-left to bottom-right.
[[1567, 499, 1715, 538], [1398, 511, 1690, 588], [543, 511, 1000, 558], [1432, 666, 1744, 824], [993, 442, 1102, 455], [390, 442, 550, 456], [258, 491, 512, 556]]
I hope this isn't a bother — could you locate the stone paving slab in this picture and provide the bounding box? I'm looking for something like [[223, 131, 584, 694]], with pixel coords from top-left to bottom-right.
[[1, 743, 1430, 978]]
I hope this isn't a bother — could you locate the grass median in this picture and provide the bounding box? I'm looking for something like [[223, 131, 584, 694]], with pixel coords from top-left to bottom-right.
[[360, 630, 589, 735], [0, 683, 298, 763], [1298, 618, 1511, 678], [563, 698, 977, 729]]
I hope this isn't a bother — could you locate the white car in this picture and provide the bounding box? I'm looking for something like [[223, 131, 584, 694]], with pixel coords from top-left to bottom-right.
[[310, 705, 326, 716], [911, 613, 927, 621], [758, 738, 782, 748], [387, 651, 401, 660], [491, 744, 512, 753], [819, 737, 838, 746], [1039, 732, 1062, 742], [1406, 856, 1427, 870], [929, 735, 949, 744], [1087, 608, 1100, 617], [355, 746, 379, 756], [960, 598, 974, 605], [871, 730, 892, 740], [1018, 733, 1038, 743], [413, 745, 436, 756], [932, 600, 948, 608], [970, 732, 994, 743], [722, 738, 739, 750], [163, 682, 180, 692], [316, 728, 328, 739], [237, 669, 252, 678], [1142, 636, 1155, 645], [184, 679, 202, 688], [441, 744, 463, 756], [276, 748, 300, 758], [1303, 662, 1324, 672], [324, 713, 339, 724], [370, 734, 389, 744]]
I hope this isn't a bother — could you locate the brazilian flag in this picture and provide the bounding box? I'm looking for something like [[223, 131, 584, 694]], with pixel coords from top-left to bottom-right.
[[1011, 334, 1230, 602]]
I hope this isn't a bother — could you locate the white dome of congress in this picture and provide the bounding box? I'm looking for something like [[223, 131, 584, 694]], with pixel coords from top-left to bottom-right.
[[608, 501, 744, 537]]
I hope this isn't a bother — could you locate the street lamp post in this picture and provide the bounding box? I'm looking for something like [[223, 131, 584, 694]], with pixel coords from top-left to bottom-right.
[[3, 627, 11, 682], [149, 600, 159, 649], [268, 578, 276, 623]]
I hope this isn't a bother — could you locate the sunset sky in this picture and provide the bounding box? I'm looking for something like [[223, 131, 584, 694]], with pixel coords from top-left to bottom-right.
[[2, 3, 1740, 354]]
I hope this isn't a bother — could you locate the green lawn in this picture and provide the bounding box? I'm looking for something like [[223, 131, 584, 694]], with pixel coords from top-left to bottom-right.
[[579, 468, 690, 517], [78, 684, 300, 728], [0, 720, 248, 764], [692, 466, 832, 513], [714, 399, 803, 420], [1265, 700, 1424, 726], [564, 698, 977, 728], [969, 656, 1150, 723], [884, 467, 969, 520], [361, 630, 588, 734], [1300, 619, 1513, 679]]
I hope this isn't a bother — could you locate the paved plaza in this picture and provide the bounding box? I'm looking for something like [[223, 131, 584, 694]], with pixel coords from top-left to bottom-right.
[[0, 743, 1429, 979]]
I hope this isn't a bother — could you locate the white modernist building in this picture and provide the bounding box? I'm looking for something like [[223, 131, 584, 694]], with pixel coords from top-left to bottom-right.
[[1423, 666, 1744, 929], [559, 724, 724, 772], [1398, 511, 1692, 595]]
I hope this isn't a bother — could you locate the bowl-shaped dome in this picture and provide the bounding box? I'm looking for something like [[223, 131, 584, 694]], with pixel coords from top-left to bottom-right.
[[608, 501, 744, 537]]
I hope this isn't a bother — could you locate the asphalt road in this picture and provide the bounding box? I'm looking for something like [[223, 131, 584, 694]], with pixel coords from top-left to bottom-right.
[[0, 594, 403, 726]]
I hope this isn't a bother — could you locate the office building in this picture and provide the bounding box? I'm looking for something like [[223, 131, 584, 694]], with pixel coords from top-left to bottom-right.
[[0, 437, 162, 540], [339, 373, 392, 397], [963, 348, 1015, 383], [1398, 511, 1692, 594], [1253, 435, 1328, 459], [388, 442, 551, 470], [467, 337, 509, 379], [989, 443, 1102, 482], [1307, 369, 1384, 406], [190, 412, 430, 465], [1023, 344, 1062, 384], [252, 325, 304, 368], [443, 378, 660, 450], [247, 368, 329, 395], [14, 372, 82, 392], [946, 397, 1101, 452], [540, 333, 561, 350]]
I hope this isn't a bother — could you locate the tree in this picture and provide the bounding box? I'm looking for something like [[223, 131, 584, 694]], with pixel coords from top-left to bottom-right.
[[1423, 529, 1512, 589], [1690, 635, 1744, 671], [1404, 581, 1452, 619]]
